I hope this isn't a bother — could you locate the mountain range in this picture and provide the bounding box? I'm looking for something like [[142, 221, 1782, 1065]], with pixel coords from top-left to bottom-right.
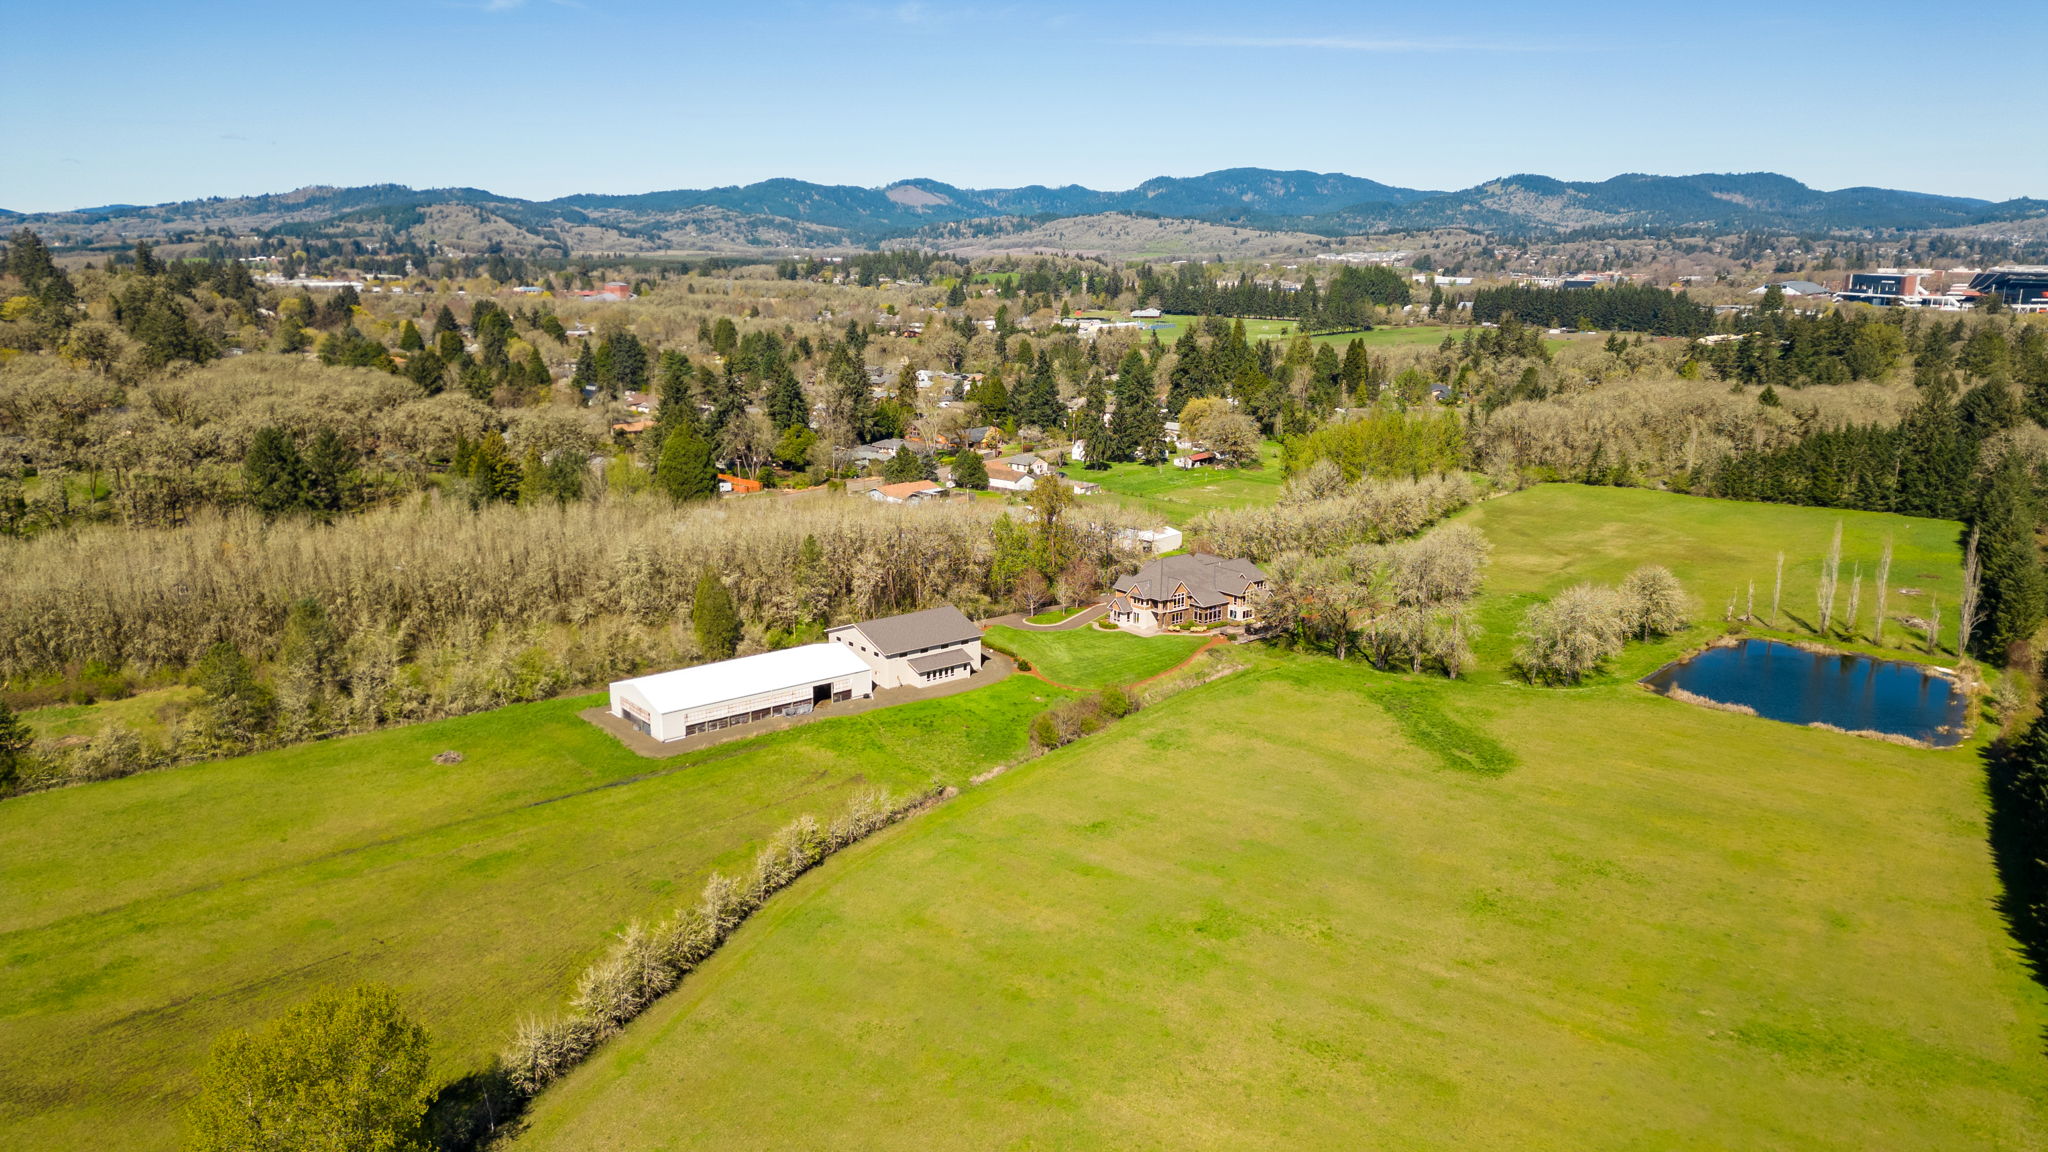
[[6, 169, 2044, 256]]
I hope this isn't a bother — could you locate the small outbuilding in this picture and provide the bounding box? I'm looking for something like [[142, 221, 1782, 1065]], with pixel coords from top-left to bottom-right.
[[608, 643, 874, 743], [829, 605, 984, 689]]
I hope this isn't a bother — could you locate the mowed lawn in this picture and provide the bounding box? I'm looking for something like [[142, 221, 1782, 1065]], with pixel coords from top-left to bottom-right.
[[513, 652, 2048, 1150], [1085, 440, 1286, 524], [986, 624, 1208, 689], [1455, 484, 1969, 680], [0, 675, 1065, 1151]]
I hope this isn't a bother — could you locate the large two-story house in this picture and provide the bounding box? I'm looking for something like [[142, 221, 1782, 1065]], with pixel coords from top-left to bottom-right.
[[1109, 553, 1267, 630]]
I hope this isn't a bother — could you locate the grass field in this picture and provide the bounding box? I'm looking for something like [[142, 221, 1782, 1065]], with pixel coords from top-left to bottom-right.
[[514, 644, 2048, 1150], [1454, 484, 1969, 679], [1111, 315, 1575, 354], [22, 684, 200, 743], [0, 675, 1067, 1151], [1084, 440, 1287, 524], [985, 625, 1208, 689]]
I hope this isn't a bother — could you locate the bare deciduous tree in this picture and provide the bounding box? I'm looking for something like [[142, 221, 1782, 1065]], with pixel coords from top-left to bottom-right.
[[1874, 539, 1893, 646]]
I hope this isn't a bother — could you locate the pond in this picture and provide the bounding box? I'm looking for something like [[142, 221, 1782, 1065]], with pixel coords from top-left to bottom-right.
[[1642, 638, 1969, 747]]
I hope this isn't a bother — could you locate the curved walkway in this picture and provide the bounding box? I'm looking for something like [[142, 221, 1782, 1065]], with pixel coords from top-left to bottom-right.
[[979, 601, 1109, 632]]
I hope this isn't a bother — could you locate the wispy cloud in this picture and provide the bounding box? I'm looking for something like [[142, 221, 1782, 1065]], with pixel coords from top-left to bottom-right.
[[1143, 32, 1550, 53]]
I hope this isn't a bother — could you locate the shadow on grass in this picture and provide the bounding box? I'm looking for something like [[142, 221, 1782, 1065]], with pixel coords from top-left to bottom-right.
[[1981, 736, 2048, 1057], [428, 1063, 526, 1152]]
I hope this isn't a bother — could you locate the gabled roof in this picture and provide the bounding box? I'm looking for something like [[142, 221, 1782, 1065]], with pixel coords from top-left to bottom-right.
[[831, 604, 980, 657], [615, 643, 870, 714], [1113, 553, 1266, 608], [875, 480, 941, 500]]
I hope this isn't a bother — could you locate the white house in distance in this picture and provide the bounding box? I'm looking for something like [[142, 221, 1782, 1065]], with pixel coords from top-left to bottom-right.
[[608, 643, 875, 742], [1116, 526, 1184, 554], [985, 463, 1036, 492], [829, 605, 984, 689]]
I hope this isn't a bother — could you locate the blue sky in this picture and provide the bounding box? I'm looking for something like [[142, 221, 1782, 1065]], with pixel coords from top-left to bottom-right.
[[7, 0, 2042, 212]]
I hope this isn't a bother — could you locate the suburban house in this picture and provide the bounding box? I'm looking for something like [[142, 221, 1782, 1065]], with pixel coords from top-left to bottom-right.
[[985, 463, 1035, 492], [869, 480, 944, 504], [608, 643, 875, 742], [1062, 476, 1101, 495], [1115, 526, 1184, 554], [959, 425, 1003, 451], [828, 605, 984, 688], [1110, 553, 1268, 630], [999, 452, 1057, 476], [1172, 450, 1219, 470]]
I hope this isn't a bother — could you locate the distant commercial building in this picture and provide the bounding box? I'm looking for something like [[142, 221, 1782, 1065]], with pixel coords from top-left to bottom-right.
[[1968, 266, 2048, 311], [1836, 269, 1933, 306]]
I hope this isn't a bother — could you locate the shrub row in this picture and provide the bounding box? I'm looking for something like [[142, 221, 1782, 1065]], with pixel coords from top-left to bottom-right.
[[1029, 686, 1138, 750], [501, 787, 933, 1096]]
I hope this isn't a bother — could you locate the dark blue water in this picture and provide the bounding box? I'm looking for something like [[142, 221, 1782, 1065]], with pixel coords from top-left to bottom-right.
[[1643, 639, 1969, 746]]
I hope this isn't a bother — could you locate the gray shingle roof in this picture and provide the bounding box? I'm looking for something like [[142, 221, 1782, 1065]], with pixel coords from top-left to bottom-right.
[[837, 605, 980, 658], [1113, 554, 1266, 608], [906, 649, 974, 674]]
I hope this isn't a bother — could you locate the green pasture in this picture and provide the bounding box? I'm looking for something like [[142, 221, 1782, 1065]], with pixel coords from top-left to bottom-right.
[[22, 684, 200, 744], [515, 643, 2046, 1150], [984, 625, 1207, 689], [1083, 440, 1287, 524], [1455, 484, 1969, 680], [0, 675, 1064, 1151]]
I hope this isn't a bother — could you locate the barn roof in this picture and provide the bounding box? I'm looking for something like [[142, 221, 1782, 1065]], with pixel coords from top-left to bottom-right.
[[613, 643, 870, 715]]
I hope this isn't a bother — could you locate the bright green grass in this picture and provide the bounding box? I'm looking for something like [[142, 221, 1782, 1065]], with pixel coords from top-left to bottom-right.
[[1455, 484, 1968, 679], [0, 676, 1066, 1151], [985, 625, 1207, 689], [514, 650, 2048, 1150], [1084, 440, 1287, 524], [23, 684, 200, 743], [1024, 605, 1089, 625]]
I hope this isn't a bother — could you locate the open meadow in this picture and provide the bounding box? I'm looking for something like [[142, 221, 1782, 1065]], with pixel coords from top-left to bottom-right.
[[1084, 440, 1287, 524], [1454, 484, 1969, 679], [0, 674, 1068, 1151], [514, 642, 2046, 1150]]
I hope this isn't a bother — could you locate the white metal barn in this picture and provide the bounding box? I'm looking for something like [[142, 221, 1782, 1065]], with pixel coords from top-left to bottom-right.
[[608, 643, 874, 743]]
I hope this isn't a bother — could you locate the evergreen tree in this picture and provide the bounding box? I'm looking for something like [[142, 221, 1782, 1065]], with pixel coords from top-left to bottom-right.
[[195, 641, 274, 748], [0, 698, 29, 793], [1972, 453, 2047, 661], [467, 432, 521, 504], [692, 567, 741, 660], [882, 444, 925, 484], [824, 344, 872, 443], [1106, 348, 1164, 462], [244, 427, 306, 515], [405, 348, 445, 394], [951, 447, 989, 490], [655, 425, 719, 502], [571, 341, 597, 394], [431, 305, 460, 338], [765, 360, 809, 431], [396, 318, 424, 351], [300, 428, 356, 514], [1894, 377, 1972, 520], [968, 370, 1010, 428]]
